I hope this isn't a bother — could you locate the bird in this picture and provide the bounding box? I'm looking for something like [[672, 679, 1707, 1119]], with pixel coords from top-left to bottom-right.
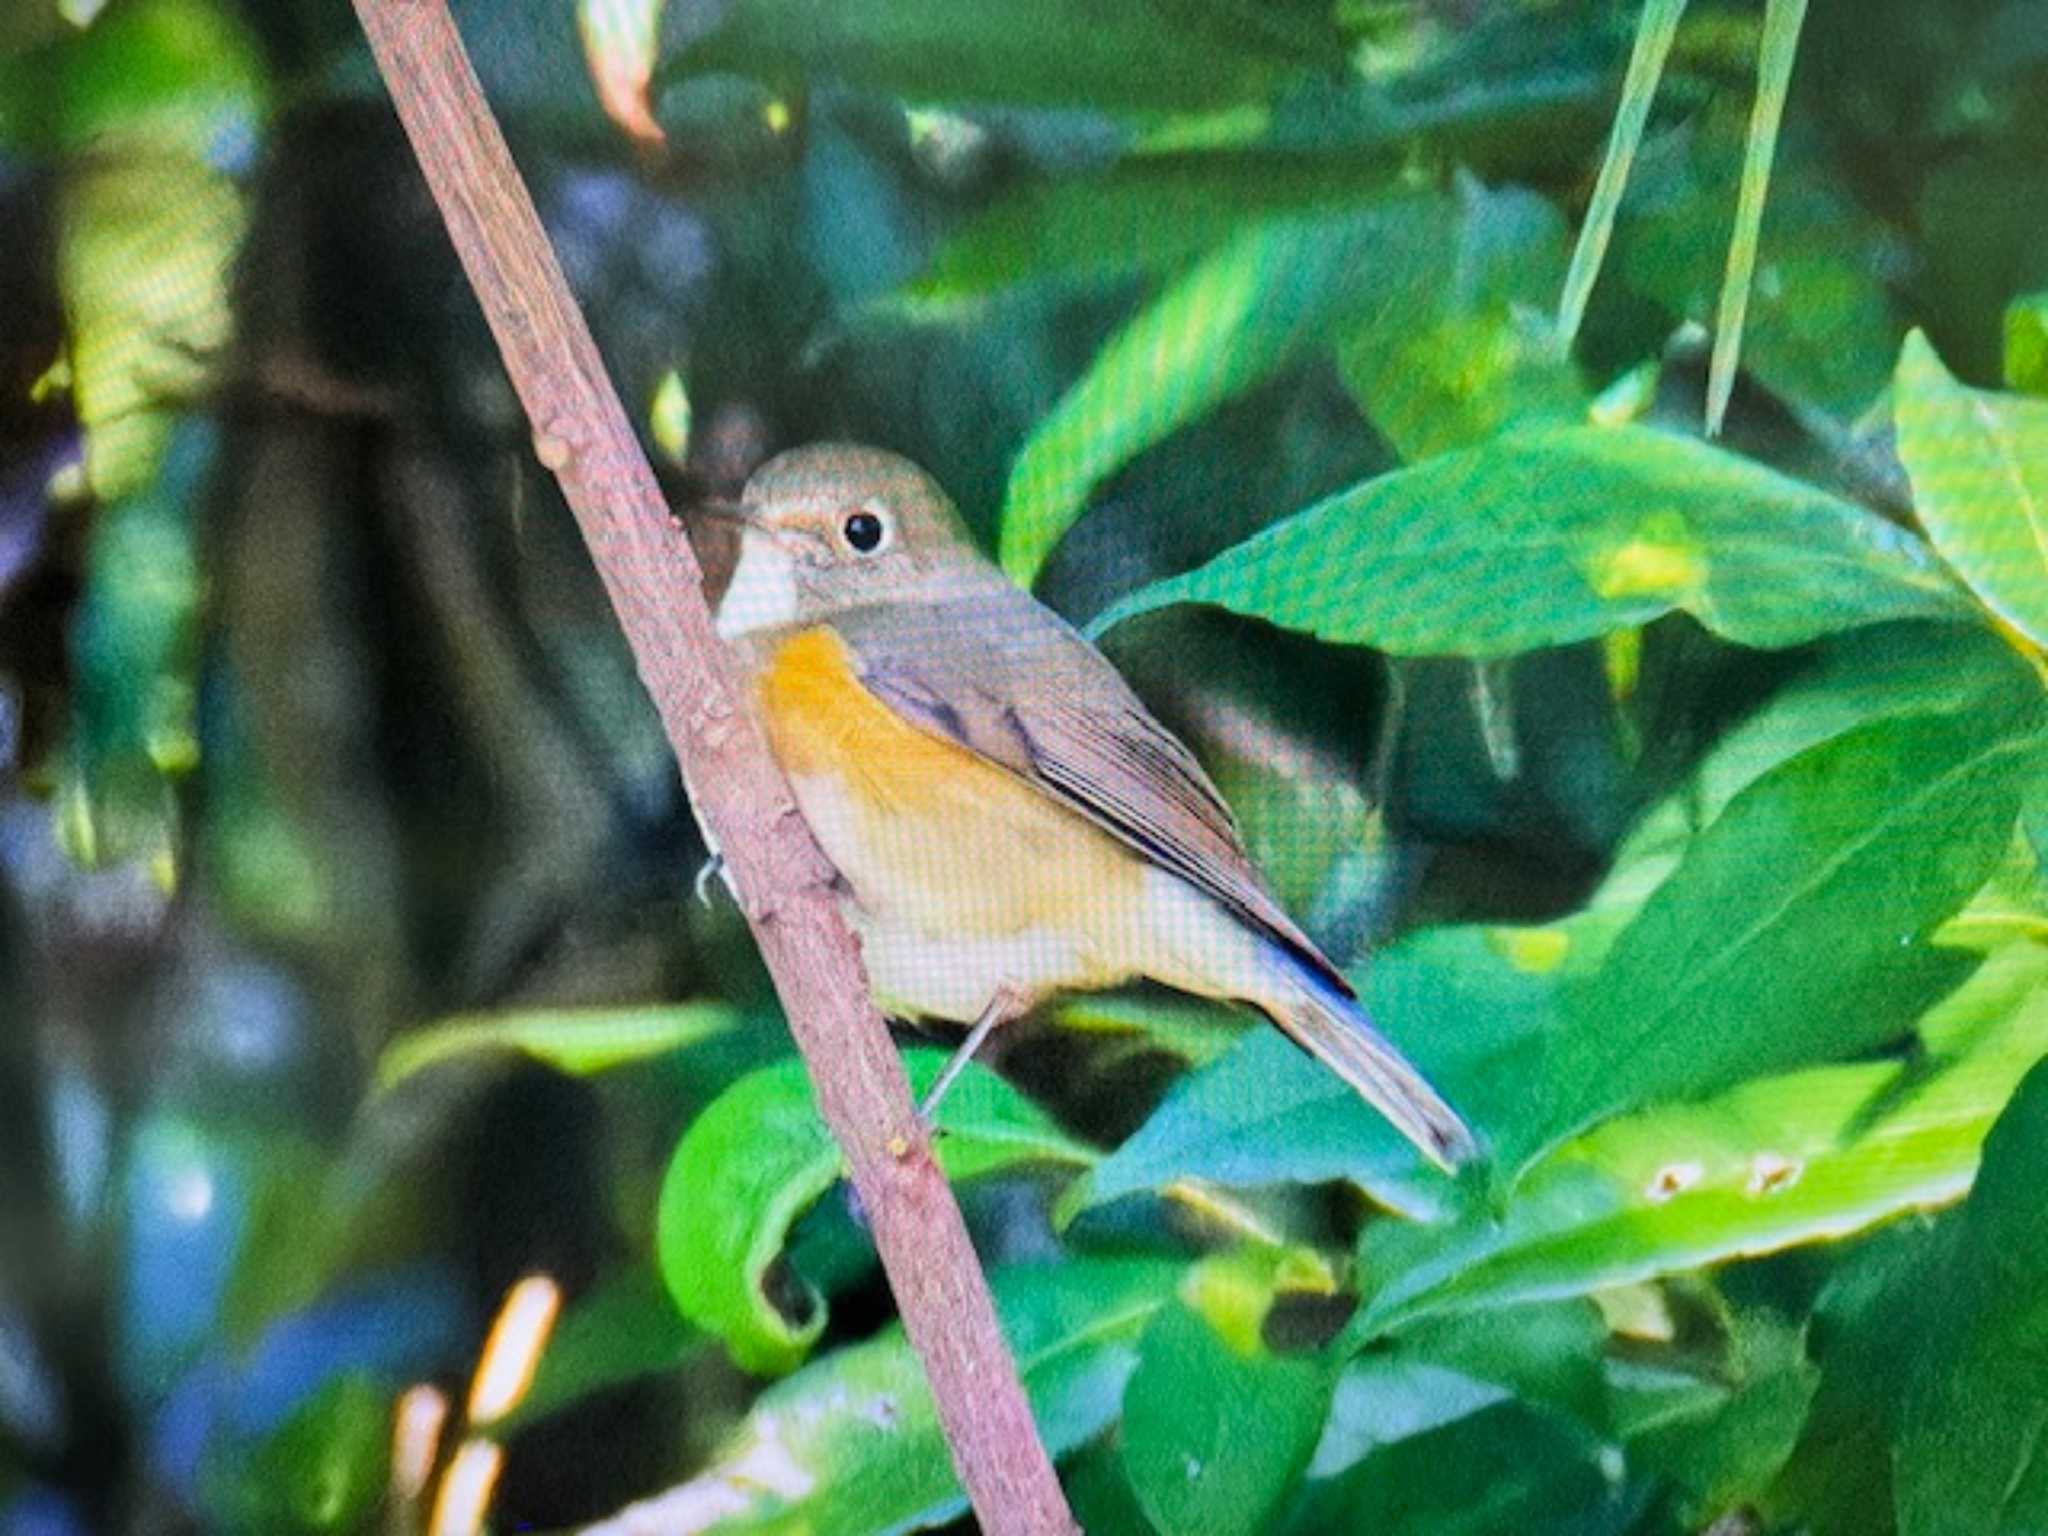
[[699, 443, 1476, 1171]]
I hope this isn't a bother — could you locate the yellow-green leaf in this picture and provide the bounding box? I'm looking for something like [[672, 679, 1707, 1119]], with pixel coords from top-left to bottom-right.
[[375, 1002, 739, 1091], [1894, 329, 2048, 648]]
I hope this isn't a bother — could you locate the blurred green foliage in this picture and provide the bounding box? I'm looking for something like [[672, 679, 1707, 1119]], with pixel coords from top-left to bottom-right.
[[5, 0, 2048, 1533]]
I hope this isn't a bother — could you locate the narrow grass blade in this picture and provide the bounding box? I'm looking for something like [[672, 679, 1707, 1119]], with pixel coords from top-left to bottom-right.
[[1705, 0, 1809, 435], [1556, 0, 1689, 346]]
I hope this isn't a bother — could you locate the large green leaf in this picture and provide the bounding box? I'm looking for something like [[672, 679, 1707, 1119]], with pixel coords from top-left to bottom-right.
[[1894, 329, 2048, 650], [1070, 627, 2038, 1225], [1351, 942, 2048, 1338], [665, 0, 1344, 112], [1895, 1058, 2048, 1536], [1088, 424, 1972, 658], [1120, 1298, 1336, 1536], [590, 1259, 1179, 1536], [1532, 701, 2040, 1159], [999, 198, 1446, 583], [657, 1050, 1096, 1375], [374, 1002, 739, 1091]]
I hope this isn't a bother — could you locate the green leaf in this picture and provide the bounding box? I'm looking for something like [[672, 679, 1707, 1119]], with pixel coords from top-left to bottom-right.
[[60, 149, 241, 503], [1000, 199, 1440, 584], [63, 419, 209, 869], [1120, 1299, 1336, 1536], [1767, 1220, 1954, 1536], [1618, 122, 1900, 417], [1612, 1308, 1817, 1522], [658, 1051, 1096, 1375], [2006, 291, 2048, 396], [904, 151, 1403, 310], [1061, 923, 1580, 1228], [1895, 1058, 2048, 1535], [1533, 701, 2040, 1158], [1894, 329, 2048, 650], [1064, 1436, 1169, 1536], [1385, 1300, 1611, 1436], [667, 0, 1344, 113], [1050, 993, 1247, 1070], [1352, 942, 2048, 1338], [211, 1372, 390, 1535], [44, 0, 261, 502], [605, 1259, 1179, 1536], [1592, 621, 2035, 918], [1089, 425, 1971, 658], [373, 1002, 739, 1091], [1335, 178, 1586, 462], [36, 0, 265, 158], [1306, 1353, 1512, 1480], [1284, 1402, 1642, 1535]]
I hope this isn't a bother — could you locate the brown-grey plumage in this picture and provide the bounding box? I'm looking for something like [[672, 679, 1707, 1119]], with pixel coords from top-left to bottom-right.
[[831, 589, 1343, 988], [711, 443, 1477, 1169]]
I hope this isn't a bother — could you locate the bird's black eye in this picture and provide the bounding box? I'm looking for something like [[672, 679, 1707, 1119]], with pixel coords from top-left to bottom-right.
[[842, 509, 886, 553]]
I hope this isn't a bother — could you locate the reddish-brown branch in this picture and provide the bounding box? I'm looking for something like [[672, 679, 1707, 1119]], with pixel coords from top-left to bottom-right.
[[344, 5, 1078, 1532]]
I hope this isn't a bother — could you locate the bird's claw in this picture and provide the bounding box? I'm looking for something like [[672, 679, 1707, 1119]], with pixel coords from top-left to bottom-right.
[[694, 852, 726, 908]]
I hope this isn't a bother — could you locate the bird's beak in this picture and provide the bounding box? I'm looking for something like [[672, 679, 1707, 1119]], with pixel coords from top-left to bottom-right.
[[692, 498, 810, 547]]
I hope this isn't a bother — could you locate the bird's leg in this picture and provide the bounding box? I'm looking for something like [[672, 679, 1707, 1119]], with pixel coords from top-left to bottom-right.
[[917, 982, 1031, 1128]]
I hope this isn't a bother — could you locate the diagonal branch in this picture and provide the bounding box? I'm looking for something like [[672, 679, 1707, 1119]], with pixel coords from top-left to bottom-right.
[[343, 4, 1077, 1532]]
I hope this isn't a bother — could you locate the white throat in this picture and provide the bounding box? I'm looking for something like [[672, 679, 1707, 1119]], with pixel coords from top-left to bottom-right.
[[715, 533, 800, 639]]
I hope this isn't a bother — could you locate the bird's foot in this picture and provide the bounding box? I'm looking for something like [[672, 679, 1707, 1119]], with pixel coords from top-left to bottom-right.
[[693, 852, 725, 907]]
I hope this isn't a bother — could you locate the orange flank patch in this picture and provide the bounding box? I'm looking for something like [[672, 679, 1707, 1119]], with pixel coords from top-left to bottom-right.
[[756, 626, 957, 794], [754, 625, 1143, 942]]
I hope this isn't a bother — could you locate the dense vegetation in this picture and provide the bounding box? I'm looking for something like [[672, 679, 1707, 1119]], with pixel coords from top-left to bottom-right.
[[3, 0, 2047, 1532]]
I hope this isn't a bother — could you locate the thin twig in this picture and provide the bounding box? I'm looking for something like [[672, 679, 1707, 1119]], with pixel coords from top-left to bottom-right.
[[344, 5, 1078, 1532]]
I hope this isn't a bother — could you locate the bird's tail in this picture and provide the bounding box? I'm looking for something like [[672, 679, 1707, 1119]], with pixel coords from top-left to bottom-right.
[[1258, 941, 1479, 1173]]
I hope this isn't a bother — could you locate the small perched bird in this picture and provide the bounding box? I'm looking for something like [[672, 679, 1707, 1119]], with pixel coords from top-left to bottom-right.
[[702, 444, 1476, 1170]]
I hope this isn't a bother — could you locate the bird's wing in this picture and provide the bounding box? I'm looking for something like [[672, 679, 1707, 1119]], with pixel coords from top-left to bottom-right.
[[832, 590, 1348, 991]]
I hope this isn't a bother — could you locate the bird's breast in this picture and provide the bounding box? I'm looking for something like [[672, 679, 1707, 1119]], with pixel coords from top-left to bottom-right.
[[753, 625, 1144, 944]]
